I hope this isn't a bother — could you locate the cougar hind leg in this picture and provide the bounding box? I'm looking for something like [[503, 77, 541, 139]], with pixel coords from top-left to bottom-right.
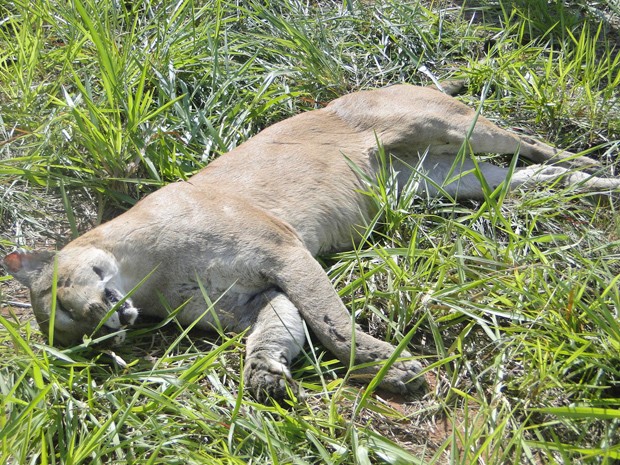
[[442, 114, 617, 194], [509, 164, 620, 192], [406, 91, 601, 170], [458, 116, 597, 169], [403, 155, 619, 200], [243, 289, 306, 402]]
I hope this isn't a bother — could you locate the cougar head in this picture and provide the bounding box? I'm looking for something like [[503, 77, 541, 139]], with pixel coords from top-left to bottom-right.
[[3, 248, 138, 346]]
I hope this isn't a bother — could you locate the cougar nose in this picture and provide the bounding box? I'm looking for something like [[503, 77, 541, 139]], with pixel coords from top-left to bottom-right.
[[118, 306, 137, 326]]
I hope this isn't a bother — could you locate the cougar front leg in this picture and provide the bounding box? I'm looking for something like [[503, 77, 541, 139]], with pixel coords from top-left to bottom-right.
[[273, 247, 428, 397], [244, 289, 306, 402]]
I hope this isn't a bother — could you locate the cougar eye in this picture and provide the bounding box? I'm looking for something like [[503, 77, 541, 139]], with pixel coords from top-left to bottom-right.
[[93, 266, 105, 280], [56, 300, 75, 320]]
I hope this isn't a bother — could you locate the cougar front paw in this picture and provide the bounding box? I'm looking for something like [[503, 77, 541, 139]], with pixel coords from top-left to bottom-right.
[[380, 358, 427, 397], [244, 352, 301, 403]]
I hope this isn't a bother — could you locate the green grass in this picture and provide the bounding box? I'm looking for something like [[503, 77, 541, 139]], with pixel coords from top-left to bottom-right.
[[2, 0, 620, 463]]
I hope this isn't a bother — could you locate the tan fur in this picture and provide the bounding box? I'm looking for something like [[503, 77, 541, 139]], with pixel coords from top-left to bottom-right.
[[4, 84, 619, 401]]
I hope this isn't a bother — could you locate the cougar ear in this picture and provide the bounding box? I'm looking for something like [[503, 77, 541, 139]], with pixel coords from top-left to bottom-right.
[[3, 251, 55, 287]]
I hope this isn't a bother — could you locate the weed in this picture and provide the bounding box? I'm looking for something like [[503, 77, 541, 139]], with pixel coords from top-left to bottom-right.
[[1, 0, 620, 463]]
